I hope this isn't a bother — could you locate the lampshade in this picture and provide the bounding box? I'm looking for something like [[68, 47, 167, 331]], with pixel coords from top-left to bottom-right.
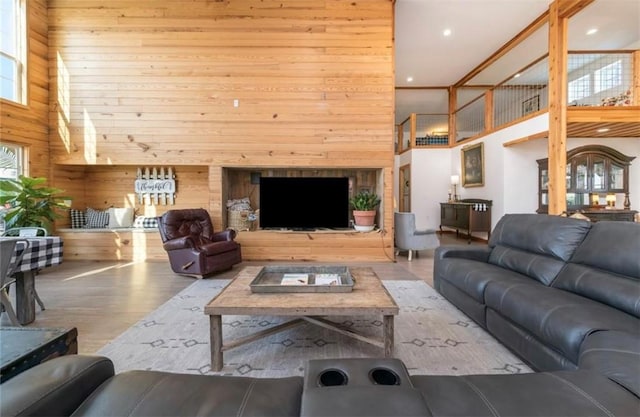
[[606, 194, 616, 204], [450, 175, 460, 185]]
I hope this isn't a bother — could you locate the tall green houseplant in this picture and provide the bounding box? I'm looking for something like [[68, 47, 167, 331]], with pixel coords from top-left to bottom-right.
[[0, 176, 70, 233]]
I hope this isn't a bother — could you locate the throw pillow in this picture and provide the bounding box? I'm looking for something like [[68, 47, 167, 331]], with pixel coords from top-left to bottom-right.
[[107, 207, 134, 228], [70, 209, 86, 228], [133, 216, 159, 228], [85, 208, 110, 228]]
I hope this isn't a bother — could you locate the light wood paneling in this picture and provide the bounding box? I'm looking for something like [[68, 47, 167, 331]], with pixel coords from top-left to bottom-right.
[[56, 229, 164, 261], [48, 0, 394, 167], [53, 165, 210, 228], [1, 0, 49, 178], [47, 0, 395, 261], [236, 229, 394, 262]]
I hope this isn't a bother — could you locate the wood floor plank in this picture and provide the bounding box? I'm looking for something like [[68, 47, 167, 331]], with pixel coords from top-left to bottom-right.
[[3, 233, 480, 354]]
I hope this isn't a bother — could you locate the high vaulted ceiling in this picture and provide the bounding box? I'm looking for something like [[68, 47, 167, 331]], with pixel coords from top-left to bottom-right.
[[394, 0, 640, 124]]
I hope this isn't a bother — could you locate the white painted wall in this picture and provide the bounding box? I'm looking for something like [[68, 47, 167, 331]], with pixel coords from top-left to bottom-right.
[[403, 112, 639, 232], [411, 148, 451, 230]]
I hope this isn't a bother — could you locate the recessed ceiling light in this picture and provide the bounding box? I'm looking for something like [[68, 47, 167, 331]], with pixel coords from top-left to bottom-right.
[[586, 28, 598, 35], [597, 128, 610, 133], [443, 29, 452, 37], [406, 76, 413, 83], [514, 73, 521, 78]]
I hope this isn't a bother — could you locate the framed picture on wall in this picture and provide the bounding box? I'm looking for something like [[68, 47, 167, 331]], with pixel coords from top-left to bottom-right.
[[461, 142, 484, 187], [522, 95, 540, 116]]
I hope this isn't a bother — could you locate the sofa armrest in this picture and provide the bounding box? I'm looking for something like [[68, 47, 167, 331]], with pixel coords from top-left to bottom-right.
[[212, 229, 237, 242], [435, 245, 492, 262], [0, 355, 114, 417], [163, 236, 196, 251]]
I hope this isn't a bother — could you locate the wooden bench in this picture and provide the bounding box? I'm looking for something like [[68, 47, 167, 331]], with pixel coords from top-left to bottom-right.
[[56, 228, 165, 261]]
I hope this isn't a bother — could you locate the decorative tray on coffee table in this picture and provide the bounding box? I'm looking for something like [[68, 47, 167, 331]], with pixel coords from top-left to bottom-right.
[[250, 265, 354, 293]]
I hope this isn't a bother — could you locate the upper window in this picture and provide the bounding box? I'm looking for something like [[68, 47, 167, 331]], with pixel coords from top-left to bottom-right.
[[0, 143, 25, 179], [568, 74, 590, 103], [0, 0, 26, 104], [594, 60, 622, 94]]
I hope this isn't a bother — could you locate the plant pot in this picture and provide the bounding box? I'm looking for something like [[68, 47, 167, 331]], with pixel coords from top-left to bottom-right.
[[353, 210, 376, 227], [354, 224, 375, 232]]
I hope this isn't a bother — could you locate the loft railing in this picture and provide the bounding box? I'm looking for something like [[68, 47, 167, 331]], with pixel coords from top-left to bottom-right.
[[395, 50, 637, 152], [395, 113, 448, 153]]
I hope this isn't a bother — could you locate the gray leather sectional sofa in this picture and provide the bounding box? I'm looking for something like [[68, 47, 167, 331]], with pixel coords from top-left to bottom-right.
[[1, 214, 638, 416]]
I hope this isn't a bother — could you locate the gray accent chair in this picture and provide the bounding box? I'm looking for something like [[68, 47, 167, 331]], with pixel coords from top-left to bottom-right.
[[394, 212, 439, 261]]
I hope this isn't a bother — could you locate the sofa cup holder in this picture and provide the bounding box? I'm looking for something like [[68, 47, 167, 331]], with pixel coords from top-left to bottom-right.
[[317, 369, 348, 387], [369, 367, 401, 385]]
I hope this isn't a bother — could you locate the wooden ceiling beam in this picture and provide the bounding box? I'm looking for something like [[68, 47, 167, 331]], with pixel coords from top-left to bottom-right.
[[454, 11, 549, 87], [557, 0, 595, 18]]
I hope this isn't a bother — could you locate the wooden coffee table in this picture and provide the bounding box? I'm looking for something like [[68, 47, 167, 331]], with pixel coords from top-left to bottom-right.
[[204, 266, 399, 371]]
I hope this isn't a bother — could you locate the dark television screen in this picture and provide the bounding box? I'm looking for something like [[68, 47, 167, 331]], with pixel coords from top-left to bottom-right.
[[259, 177, 350, 229]]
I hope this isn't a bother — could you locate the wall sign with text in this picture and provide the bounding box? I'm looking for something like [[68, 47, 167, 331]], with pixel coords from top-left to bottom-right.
[[135, 167, 176, 205]]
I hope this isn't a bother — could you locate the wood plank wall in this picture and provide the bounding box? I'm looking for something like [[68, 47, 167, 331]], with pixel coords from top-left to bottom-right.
[[54, 165, 210, 228], [47, 0, 395, 261], [1, 0, 49, 179]]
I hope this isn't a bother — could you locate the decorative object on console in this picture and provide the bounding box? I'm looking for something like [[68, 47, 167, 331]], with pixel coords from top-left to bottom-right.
[[605, 193, 616, 209], [350, 190, 380, 232], [135, 167, 176, 205], [461, 142, 484, 187], [450, 175, 459, 201], [227, 197, 254, 231]]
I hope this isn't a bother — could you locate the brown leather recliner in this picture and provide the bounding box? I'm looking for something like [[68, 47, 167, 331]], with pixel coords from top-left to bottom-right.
[[157, 209, 242, 277]]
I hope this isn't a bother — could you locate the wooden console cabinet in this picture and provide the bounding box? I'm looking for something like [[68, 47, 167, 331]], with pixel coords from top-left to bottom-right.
[[439, 199, 492, 243]]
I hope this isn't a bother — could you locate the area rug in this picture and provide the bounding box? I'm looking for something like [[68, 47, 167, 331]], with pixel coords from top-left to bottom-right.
[[97, 278, 531, 378]]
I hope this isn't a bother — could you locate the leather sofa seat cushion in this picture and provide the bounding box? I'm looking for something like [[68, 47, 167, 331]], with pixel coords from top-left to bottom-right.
[[437, 258, 534, 303], [71, 370, 303, 417], [579, 330, 640, 397], [411, 370, 640, 417], [484, 281, 640, 364]]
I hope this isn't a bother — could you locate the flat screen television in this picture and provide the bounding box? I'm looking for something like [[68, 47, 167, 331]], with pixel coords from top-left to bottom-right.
[[259, 177, 350, 229]]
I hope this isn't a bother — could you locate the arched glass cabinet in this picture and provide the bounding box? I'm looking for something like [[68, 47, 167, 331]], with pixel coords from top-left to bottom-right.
[[537, 145, 637, 221]]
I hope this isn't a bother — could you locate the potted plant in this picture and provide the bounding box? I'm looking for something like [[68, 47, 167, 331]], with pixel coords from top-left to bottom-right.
[[350, 190, 381, 232], [0, 176, 70, 234]]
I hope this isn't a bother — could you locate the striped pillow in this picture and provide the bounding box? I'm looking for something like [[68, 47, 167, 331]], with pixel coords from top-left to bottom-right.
[[85, 208, 109, 228]]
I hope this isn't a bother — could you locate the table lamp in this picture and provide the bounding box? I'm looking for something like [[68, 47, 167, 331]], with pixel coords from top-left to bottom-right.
[[606, 193, 616, 208], [451, 175, 459, 201]]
